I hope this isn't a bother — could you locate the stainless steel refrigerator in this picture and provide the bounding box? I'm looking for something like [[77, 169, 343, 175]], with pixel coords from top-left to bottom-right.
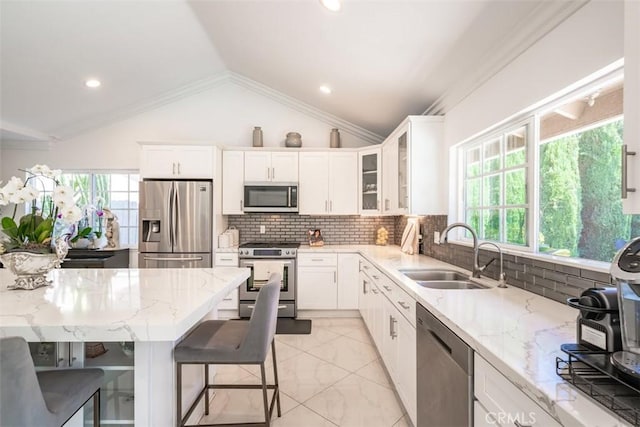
[[139, 180, 212, 268]]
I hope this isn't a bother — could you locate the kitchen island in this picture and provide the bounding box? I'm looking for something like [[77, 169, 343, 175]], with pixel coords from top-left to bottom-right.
[[0, 267, 250, 426]]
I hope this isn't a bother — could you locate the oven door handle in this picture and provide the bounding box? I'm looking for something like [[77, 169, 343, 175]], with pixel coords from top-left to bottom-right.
[[246, 304, 288, 310]]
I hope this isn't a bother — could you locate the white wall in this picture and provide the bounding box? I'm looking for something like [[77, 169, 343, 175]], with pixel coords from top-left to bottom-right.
[[444, 0, 624, 148], [0, 81, 373, 179]]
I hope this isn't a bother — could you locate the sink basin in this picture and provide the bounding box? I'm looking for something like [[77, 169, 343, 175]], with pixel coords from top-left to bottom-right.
[[399, 269, 469, 282], [416, 280, 489, 290]]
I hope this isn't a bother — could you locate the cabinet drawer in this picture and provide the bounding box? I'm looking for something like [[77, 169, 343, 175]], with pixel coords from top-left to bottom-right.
[[474, 355, 561, 427], [215, 252, 239, 266], [298, 253, 338, 267], [393, 285, 416, 327]]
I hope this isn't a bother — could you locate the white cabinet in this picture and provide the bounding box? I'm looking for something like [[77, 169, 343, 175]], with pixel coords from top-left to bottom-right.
[[474, 354, 561, 427], [623, 0, 640, 214], [140, 145, 214, 179], [244, 151, 298, 183], [359, 147, 382, 214], [297, 253, 338, 310], [381, 116, 445, 215], [337, 253, 359, 309], [222, 151, 244, 215], [214, 253, 239, 317], [299, 152, 358, 215]]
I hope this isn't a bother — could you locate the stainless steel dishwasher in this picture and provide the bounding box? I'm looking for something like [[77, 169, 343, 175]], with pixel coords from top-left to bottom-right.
[[417, 302, 473, 427]]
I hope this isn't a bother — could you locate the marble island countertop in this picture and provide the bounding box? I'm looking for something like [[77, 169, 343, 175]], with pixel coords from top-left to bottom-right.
[[299, 244, 629, 427], [0, 267, 249, 342]]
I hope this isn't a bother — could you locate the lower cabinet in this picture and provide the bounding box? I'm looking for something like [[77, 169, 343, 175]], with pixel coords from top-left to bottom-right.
[[214, 252, 239, 319], [298, 267, 338, 309], [474, 354, 561, 427], [359, 255, 416, 426], [298, 252, 359, 310]]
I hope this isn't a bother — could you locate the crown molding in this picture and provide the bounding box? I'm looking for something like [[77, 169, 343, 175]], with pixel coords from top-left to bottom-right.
[[51, 71, 383, 145], [227, 72, 384, 145], [423, 0, 589, 115]]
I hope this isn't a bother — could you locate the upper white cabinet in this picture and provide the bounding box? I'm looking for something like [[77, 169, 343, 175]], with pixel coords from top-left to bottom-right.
[[244, 151, 298, 183], [299, 152, 358, 215], [623, 0, 640, 214], [140, 145, 214, 179], [381, 116, 446, 215], [222, 151, 244, 215], [359, 148, 382, 214]]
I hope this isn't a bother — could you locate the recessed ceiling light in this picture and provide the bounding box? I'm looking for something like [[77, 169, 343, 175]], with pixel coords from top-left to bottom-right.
[[85, 79, 101, 88], [320, 0, 341, 12], [319, 85, 332, 94]]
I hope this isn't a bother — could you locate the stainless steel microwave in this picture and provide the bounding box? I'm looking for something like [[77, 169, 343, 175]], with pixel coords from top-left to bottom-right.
[[243, 183, 298, 212]]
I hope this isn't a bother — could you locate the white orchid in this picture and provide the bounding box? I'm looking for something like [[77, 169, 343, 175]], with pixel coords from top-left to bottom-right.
[[10, 186, 40, 204], [52, 185, 75, 209], [60, 205, 82, 223]]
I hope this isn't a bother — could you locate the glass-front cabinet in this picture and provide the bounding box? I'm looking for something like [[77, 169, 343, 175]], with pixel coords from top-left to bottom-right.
[[29, 341, 135, 426], [359, 148, 382, 214]]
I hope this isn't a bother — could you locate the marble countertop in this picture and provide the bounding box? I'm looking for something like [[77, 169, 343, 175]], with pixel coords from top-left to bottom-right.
[[0, 267, 250, 342], [300, 244, 628, 427]]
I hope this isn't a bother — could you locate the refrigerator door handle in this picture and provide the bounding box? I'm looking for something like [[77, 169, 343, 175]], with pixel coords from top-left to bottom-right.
[[167, 184, 174, 248], [143, 256, 204, 262], [172, 183, 179, 249]]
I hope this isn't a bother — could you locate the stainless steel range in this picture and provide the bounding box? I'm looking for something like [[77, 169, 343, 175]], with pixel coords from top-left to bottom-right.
[[238, 242, 299, 318]]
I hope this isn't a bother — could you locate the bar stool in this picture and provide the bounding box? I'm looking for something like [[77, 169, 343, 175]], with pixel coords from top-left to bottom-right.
[[0, 336, 104, 427], [174, 274, 282, 427]]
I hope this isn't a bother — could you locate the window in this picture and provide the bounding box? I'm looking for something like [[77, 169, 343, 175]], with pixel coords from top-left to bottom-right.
[[458, 70, 636, 263], [463, 123, 529, 245], [30, 171, 139, 246]]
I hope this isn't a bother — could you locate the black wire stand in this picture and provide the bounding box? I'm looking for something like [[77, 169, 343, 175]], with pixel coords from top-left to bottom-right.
[[556, 343, 640, 426]]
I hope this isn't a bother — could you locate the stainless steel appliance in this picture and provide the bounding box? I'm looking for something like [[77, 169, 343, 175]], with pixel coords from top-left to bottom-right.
[[243, 183, 298, 212], [567, 287, 622, 353], [139, 180, 212, 268], [238, 242, 298, 318], [611, 237, 640, 378], [417, 302, 473, 427]]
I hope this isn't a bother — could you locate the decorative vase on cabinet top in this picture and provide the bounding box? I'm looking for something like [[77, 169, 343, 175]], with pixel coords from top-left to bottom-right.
[[330, 128, 341, 148], [252, 126, 263, 147], [285, 132, 302, 147]]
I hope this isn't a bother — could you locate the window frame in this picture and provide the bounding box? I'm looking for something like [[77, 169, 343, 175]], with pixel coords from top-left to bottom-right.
[[452, 67, 624, 262], [26, 169, 139, 246]]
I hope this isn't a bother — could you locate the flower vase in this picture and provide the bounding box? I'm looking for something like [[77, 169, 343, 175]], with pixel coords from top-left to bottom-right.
[[0, 253, 61, 290], [91, 235, 108, 249]]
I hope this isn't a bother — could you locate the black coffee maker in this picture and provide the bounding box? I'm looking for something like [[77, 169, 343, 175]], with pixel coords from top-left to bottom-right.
[[610, 237, 640, 379]]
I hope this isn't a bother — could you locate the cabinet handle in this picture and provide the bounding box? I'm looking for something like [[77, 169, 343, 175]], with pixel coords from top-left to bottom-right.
[[383, 285, 392, 292], [272, 167, 275, 180], [372, 288, 379, 294], [372, 274, 380, 280], [362, 265, 370, 270], [177, 162, 181, 175], [311, 258, 324, 262], [219, 258, 233, 262], [329, 200, 332, 212], [325, 200, 328, 212], [622, 144, 636, 199], [398, 301, 410, 310], [390, 315, 398, 339], [362, 280, 368, 294], [240, 199, 243, 211], [385, 199, 389, 211], [377, 199, 380, 210], [173, 163, 176, 175]]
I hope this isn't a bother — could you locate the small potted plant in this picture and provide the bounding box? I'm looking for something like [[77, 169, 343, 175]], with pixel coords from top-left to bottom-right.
[[0, 165, 83, 289]]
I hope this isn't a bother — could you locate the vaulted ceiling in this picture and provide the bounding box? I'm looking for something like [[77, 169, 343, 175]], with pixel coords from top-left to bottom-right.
[[0, 0, 587, 144]]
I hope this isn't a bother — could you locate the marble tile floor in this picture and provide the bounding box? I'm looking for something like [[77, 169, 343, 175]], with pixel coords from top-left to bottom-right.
[[196, 317, 411, 427]]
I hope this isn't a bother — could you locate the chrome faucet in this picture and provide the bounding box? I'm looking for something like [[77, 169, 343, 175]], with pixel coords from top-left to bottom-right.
[[439, 222, 481, 278], [478, 241, 508, 288]]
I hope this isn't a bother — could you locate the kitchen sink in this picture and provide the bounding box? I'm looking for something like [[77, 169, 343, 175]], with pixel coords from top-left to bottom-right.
[[416, 280, 489, 290], [399, 269, 469, 282], [399, 268, 489, 290]]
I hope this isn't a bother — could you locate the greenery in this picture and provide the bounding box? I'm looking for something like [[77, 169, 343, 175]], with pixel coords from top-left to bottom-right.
[[0, 165, 82, 254], [539, 120, 640, 262]]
